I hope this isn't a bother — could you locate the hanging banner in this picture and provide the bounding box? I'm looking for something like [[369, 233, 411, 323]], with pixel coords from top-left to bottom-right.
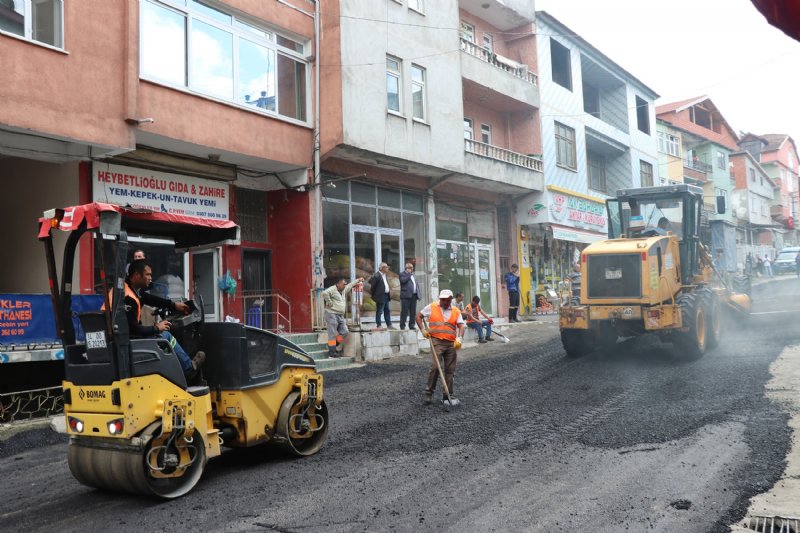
[[517, 188, 608, 231], [0, 294, 104, 346], [92, 163, 230, 220]]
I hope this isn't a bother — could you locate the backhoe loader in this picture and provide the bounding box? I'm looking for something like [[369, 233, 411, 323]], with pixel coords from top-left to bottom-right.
[[39, 203, 328, 498], [559, 184, 750, 358]]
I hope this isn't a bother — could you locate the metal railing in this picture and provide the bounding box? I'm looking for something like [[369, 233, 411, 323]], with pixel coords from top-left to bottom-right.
[[310, 287, 364, 332], [242, 290, 291, 333], [460, 38, 537, 85], [0, 386, 63, 424], [465, 138, 544, 171], [684, 157, 712, 173]]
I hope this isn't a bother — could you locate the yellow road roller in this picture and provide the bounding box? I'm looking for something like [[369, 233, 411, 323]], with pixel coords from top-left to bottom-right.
[[39, 203, 328, 498]]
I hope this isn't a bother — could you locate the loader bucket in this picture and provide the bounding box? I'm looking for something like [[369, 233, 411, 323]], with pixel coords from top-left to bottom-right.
[[725, 292, 751, 315]]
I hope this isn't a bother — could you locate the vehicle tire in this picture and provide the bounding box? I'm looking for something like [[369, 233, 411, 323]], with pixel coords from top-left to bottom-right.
[[561, 330, 591, 358], [674, 289, 709, 359], [705, 290, 721, 349], [274, 391, 329, 456], [732, 275, 751, 297]]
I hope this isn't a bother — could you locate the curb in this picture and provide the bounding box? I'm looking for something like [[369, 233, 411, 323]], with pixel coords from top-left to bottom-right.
[[0, 415, 63, 441]]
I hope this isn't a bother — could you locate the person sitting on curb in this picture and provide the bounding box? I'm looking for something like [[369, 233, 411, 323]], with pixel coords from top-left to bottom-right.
[[453, 292, 465, 312], [321, 277, 364, 358], [464, 295, 494, 343]]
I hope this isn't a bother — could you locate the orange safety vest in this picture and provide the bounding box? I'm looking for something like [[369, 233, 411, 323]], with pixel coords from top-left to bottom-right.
[[428, 303, 460, 341], [101, 282, 141, 322], [463, 303, 481, 324]]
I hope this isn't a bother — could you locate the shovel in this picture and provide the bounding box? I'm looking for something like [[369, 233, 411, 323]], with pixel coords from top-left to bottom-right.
[[493, 330, 511, 343]]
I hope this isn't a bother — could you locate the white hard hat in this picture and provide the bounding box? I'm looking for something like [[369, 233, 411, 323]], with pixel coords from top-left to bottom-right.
[[438, 289, 453, 299]]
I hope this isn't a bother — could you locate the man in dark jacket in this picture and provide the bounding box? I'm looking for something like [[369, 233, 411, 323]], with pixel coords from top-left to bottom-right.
[[398, 262, 421, 330], [118, 259, 205, 379], [369, 262, 394, 329]]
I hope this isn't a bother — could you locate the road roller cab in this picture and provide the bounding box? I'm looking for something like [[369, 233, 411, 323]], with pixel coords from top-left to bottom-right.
[[39, 203, 329, 498]]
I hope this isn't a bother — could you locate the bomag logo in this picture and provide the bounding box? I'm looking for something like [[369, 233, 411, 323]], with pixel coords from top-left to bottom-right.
[[78, 389, 106, 400]]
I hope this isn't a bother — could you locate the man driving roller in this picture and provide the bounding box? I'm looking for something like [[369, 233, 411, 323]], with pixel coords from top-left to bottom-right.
[[108, 259, 205, 380]]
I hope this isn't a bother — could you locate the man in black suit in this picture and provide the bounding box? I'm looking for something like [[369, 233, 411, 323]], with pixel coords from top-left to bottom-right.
[[399, 262, 421, 330]]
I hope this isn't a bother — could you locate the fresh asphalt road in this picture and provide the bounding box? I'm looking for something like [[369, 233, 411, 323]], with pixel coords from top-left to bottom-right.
[[1, 278, 798, 532]]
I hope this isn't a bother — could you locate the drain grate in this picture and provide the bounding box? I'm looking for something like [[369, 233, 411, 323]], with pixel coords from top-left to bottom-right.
[[742, 515, 800, 533]]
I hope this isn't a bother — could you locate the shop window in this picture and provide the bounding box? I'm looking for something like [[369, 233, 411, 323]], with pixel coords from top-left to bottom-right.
[[436, 220, 467, 241], [0, 0, 63, 48], [322, 202, 349, 288], [140, 0, 308, 123], [321, 178, 348, 201], [379, 188, 402, 208], [379, 209, 401, 229], [351, 182, 376, 204], [351, 205, 376, 226], [236, 187, 267, 243], [402, 192, 423, 212]]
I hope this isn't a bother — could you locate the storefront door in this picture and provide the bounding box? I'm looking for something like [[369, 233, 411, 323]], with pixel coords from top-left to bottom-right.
[[437, 239, 495, 315], [352, 227, 402, 317], [190, 249, 219, 322]]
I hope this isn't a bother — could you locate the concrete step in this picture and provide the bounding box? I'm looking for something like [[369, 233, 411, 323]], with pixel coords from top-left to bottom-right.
[[315, 356, 355, 370], [281, 333, 320, 345]]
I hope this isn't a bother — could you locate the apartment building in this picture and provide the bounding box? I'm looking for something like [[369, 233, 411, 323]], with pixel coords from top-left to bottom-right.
[[0, 0, 317, 378], [739, 133, 800, 246], [515, 11, 659, 311], [320, 0, 543, 320], [656, 96, 738, 271], [730, 150, 778, 255]]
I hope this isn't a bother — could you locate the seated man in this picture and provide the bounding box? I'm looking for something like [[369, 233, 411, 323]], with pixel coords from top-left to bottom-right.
[[463, 296, 494, 343], [655, 216, 672, 235], [109, 259, 205, 380]]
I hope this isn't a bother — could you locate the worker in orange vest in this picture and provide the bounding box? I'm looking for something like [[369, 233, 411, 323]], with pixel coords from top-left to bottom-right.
[[416, 289, 466, 407]]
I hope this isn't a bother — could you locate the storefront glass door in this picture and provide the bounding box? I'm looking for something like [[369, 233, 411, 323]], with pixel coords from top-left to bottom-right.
[[352, 227, 402, 318], [437, 239, 495, 315]]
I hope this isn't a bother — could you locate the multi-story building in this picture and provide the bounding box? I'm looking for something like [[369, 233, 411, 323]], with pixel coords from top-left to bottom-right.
[[656, 96, 738, 272], [730, 150, 778, 262], [515, 11, 659, 311], [0, 0, 317, 386], [656, 122, 685, 185], [739, 133, 800, 246], [320, 0, 543, 320]]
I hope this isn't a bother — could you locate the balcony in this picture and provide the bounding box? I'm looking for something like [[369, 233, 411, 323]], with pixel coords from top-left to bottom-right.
[[460, 38, 537, 85], [460, 38, 539, 110], [683, 157, 711, 183], [459, 138, 543, 194]]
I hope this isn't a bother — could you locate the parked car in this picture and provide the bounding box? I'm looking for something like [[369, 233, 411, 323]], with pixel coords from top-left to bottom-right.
[[773, 247, 800, 274]]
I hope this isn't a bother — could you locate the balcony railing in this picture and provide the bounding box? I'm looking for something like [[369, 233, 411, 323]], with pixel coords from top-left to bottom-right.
[[684, 157, 712, 173], [460, 38, 537, 85], [242, 290, 292, 333], [465, 138, 543, 171]]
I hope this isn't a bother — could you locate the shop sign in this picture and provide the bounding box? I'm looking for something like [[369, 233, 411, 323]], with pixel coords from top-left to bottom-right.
[[551, 227, 604, 244], [92, 163, 229, 220], [550, 193, 607, 229]]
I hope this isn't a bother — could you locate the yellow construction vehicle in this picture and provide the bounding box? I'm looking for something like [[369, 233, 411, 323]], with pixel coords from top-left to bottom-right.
[[559, 184, 750, 358], [39, 203, 328, 498]]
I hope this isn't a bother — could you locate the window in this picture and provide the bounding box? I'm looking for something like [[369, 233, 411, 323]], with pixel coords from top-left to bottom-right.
[[657, 132, 681, 157], [640, 160, 654, 187], [140, 0, 308, 122], [583, 82, 600, 118], [760, 176, 764, 186], [409, 0, 423, 13], [749, 168, 755, 182], [0, 0, 63, 48], [411, 64, 426, 120], [481, 124, 491, 145], [555, 122, 576, 169], [716, 151, 726, 170], [588, 152, 607, 193], [550, 38, 572, 91], [482, 33, 493, 53], [464, 118, 473, 140], [460, 21, 475, 43], [386, 55, 402, 113], [789, 152, 795, 171], [635, 96, 650, 134], [236, 187, 268, 242]]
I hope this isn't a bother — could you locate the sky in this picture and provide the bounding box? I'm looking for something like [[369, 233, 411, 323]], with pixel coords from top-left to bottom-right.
[[534, 0, 800, 145]]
